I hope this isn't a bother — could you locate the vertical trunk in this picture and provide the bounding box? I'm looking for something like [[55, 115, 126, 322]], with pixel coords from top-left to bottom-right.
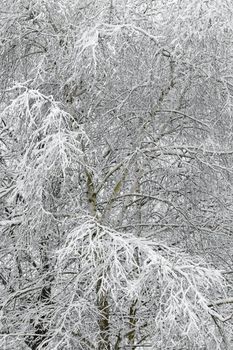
[[108, 0, 114, 24], [86, 169, 97, 217], [96, 278, 110, 350], [127, 159, 141, 347], [128, 299, 137, 347], [86, 167, 110, 349]]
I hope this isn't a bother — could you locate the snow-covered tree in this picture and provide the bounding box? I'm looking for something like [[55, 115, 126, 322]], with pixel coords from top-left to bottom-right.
[[0, 0, 233, 349]]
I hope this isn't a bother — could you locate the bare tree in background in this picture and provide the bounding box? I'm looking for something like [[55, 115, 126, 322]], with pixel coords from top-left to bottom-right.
[[0, 0, 233, 349]]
